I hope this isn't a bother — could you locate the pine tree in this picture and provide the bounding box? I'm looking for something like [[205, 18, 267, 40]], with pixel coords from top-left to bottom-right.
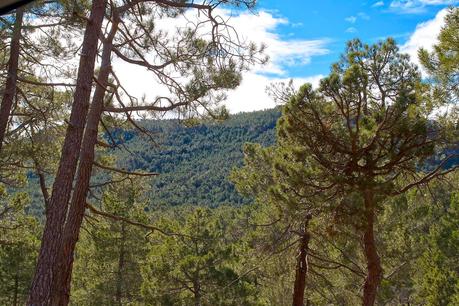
[[233, 38, 458, 305], [70, 178, 150, 305], [414, 177, 459, 305], [419, 7, 459, 104], [141, 206, 262, 306], [30, 1, 264, 302], [0, 185, 40, 306]]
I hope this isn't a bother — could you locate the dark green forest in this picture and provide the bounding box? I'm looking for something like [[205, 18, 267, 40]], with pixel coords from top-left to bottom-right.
[[114, 108, 280, 207], [24, 108, 280, 214], [0, 1, 458, 306]]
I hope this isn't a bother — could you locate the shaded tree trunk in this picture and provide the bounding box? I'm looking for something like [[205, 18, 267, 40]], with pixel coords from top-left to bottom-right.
[[292, 216, 311, 306], [115, 222, 126, 306], [27, 1, 106, 304], [362, 190, 382, 306], [0, 7, 23, 151], [49, 15, 118, 306], [13, 272, 19, 306], [194, 278, 202, 306]]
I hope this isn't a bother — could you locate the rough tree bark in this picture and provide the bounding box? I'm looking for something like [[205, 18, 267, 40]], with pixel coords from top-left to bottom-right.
[[115, 222, 126, 306], [0, 7, 23, 151], [362, 190, 382, 306], [49, 14, 118, 305], [13, 272, 19, 306], [292, 215, 311, 306], [194, 278, 202, 306], [27, 0, 106, 304]]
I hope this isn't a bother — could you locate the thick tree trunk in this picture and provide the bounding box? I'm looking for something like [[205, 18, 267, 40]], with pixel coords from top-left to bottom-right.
[[292, 218, 311, 306], [362, 190, 382, 306], [0, 8, 23, 151], [27, 1, 106, 304], [49, 17, 117, 306]]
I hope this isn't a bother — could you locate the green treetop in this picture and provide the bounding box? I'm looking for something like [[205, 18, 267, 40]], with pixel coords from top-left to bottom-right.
[[419, 7, 459, 104], [141, 206, 262, 306]]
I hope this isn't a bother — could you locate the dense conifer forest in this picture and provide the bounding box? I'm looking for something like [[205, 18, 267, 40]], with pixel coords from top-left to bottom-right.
[[24, 108, 280, 213], [115, 108, 280, 207], [0, 1, 458, 305]]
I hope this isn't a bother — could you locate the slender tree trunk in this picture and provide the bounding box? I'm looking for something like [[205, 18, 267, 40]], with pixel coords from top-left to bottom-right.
[[27, 1, 106, 304], [49, 16, 117, 306], [362, 190, 382, 306], [13, 272, 19, 306], [33, 155, 50, 208], [0, 7, 23, 151], [115, 222, 126, 306], [194, 278, 202, 306], [292, 217, 311, 306]]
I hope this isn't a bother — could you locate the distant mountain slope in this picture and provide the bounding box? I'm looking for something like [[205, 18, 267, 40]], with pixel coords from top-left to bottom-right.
[[25, 106, 456, 214], [114, 108, 281, 207]]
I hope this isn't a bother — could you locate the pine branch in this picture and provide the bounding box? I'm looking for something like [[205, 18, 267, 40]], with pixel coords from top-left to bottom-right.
[[93, 161, 159, 176], [85, 202, 190, 238]]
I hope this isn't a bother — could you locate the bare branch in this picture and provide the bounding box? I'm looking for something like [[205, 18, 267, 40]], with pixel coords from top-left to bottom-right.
[[85, 202, 190, 238], [93, 161, 159, 176], [393, 154, 459, 195]]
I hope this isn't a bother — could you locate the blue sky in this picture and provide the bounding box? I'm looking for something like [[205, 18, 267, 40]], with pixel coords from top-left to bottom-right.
[[213, 0, 457, 112], [253, 0, 455, 77], [115, 1, 457, 113]]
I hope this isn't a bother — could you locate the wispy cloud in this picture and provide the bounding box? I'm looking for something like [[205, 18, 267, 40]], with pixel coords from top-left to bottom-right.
[[345, 16, 357, 23], [112, 9, 330, 113], [372, 1, 385, 7], [389, 0, 458, 14], [358, 12, 371, 20], [225, 11, 329, 75], [346, 27, 358, 33], [345, 13, 370, 24], [345, 27, 357, 33], [218, 11, 329, 112], [291, 22, 304, 28]]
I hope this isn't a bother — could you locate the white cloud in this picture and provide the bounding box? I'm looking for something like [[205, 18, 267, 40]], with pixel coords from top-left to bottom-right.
[[344, 13, 369, 27], [372, 1, 385, 7], [112, 9, 330, 113], [400, 8, 448, 68], [389, 0, 457, 14], [358, 12, 371, 20], [421, 0, 457, 3], [223, 10, 329, 75], [224, 73, 324, 113], [346, 27, 358, 33], [291, 22, 303, 28], [345, 16, 357, 23]]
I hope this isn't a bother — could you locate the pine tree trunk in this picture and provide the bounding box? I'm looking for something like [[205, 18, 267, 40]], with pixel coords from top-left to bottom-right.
[[27, 1, 106, 304], [0, 8, 23, 151], [49, 16, 117, 306], [194, 279, 202, 306], [115, 222, 126, 306], [362, 190, 382, 306], [13, 272, 19, 306], [292, 219, 311, 306]]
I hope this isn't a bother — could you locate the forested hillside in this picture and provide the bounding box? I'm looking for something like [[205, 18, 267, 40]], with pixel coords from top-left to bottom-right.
[[25, 108, 280, 213], [26, 105, 457, 213], [114, 108, 280, 207]]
